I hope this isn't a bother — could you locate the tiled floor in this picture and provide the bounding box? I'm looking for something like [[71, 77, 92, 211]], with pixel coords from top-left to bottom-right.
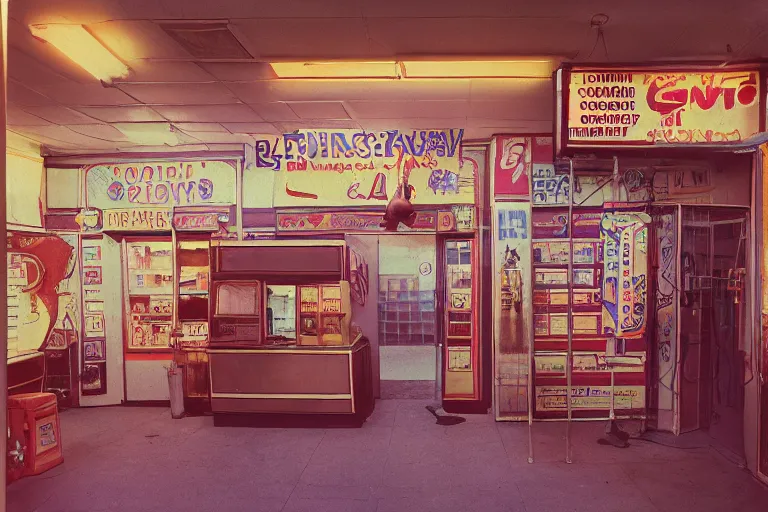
[[8, 400, 768, 512]]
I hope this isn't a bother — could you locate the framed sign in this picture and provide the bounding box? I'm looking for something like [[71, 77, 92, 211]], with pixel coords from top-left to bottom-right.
[[559, 66, 762, 150], [85, 160, 237, 209]]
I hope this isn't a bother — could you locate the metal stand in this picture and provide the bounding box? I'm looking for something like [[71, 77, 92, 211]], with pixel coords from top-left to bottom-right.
[[565, 159, 575, 464]]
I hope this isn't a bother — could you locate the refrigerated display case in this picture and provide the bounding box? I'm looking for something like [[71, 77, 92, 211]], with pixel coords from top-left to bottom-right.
[[123, 238, 174, 401]]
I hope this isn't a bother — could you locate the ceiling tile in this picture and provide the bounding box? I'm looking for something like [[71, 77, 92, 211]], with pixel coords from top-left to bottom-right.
[[152, 104, 262, 123], [116, 83, 240, 105], [10, 125, 123, 149], [248, 103, 300, 122], [357, 118, 467, 130], [29, 83, 139, 106], [10, 0, 128, 25], [173, 123, 229, 133], [116, 0, 176, 19], [469, 100, 550, 121], [232, 18, 372, 59], [8, 48, 74, 86], [365, 18, 583, 56], [21, 106, 103, 124], [469, 79, 553, 102], [274, 120, 362, 132], [221, 122, 280, 134], [87, 20, 192, 60], [7, 106, 49, 126], [287, 102, 350, 120], [8, 80, 58, 106], [73, 106, 167, 123], [122, 60, 214, 83], [182, 132, 256, 144], [198, 63, 276, 81], [66, 124, 131, 142], [229, 79, 471, 103], [347, 100, 469, 119], [164, 0, 362, 19]]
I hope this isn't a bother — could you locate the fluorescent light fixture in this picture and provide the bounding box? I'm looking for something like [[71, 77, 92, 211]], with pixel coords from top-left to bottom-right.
[[270, 61, 399, 79], [115, 124, 184, 146], [29, 24, 129, 83], [401, 59, 556, 78]]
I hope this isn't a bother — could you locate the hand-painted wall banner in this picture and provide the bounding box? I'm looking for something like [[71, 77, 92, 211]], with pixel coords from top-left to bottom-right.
[[494, 202, 533, 420], [276, 211, 437, 232], [276, 207, 475, 234], [253, 130, 473, 207], [104, 208, 171, 231], [565, 68, 761, 147], [601, 212, 650, 338], [85, 161, 237, 209]]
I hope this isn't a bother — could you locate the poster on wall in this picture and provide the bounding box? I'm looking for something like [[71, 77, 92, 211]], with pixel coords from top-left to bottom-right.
[[601, 212, 651, 338], [7, 233, 74, 356], [81, 238, 108, 396], [494, 136, 553, 199], [494, 136, 530, 197], [493, 202, 533, 419], [655, 211, 678, 412], [253, 129, 473, 207], [564, 68, 761, 148], [85, 160, 237, 210]]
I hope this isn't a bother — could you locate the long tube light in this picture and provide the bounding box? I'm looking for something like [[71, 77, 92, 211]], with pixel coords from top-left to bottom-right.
[[29, 24, 129, 83], [402, 59, 556, 78], [270, 61, 399, 79], [270, 59, 557, 79]]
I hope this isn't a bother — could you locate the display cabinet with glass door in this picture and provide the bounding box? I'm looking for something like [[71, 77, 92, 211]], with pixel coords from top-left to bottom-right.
[[443, 239, 480, 403], [125, 240, 174, 352], [176, 238, 211, 410]]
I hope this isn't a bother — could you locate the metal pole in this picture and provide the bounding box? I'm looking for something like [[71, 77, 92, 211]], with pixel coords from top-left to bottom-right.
[[1, 0, 9, 507], [565, 158, 574, 464]]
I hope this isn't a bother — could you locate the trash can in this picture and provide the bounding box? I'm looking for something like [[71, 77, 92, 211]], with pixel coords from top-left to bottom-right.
[[7, 392, 63, 482], [167, 365, 185, 419]]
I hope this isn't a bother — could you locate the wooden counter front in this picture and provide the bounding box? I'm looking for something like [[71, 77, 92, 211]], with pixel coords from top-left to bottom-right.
[[207, 338, 373, 421]]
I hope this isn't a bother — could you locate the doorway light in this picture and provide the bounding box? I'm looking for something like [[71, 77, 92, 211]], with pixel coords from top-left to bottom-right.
[[270, 61, 399, 79], [401, 59, 556, 78], [29, 24, 129, 83]]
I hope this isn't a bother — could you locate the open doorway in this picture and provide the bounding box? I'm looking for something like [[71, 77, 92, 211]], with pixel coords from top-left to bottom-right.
[[378, 235, 437, 399], [678, 206, 749, 462]]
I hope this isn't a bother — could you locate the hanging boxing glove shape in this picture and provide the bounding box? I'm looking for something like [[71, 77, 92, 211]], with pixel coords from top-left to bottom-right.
[[381, 153, 419, 231]]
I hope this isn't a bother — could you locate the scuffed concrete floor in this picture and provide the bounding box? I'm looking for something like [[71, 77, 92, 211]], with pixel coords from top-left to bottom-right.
[[8, 400, 768, 512]]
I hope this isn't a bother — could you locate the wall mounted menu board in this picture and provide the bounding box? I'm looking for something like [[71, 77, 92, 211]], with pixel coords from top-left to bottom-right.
[[559, 66, 762, 151]]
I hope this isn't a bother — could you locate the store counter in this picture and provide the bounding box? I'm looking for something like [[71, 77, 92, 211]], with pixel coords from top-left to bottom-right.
[[207, 336, 374, 424]]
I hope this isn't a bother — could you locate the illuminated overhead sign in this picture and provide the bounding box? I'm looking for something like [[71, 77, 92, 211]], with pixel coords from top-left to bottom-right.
[[561, 67, 761, 149]]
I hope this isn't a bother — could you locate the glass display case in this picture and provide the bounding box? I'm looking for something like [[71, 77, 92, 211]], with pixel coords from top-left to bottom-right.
[[125, 240, 173, 351]]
